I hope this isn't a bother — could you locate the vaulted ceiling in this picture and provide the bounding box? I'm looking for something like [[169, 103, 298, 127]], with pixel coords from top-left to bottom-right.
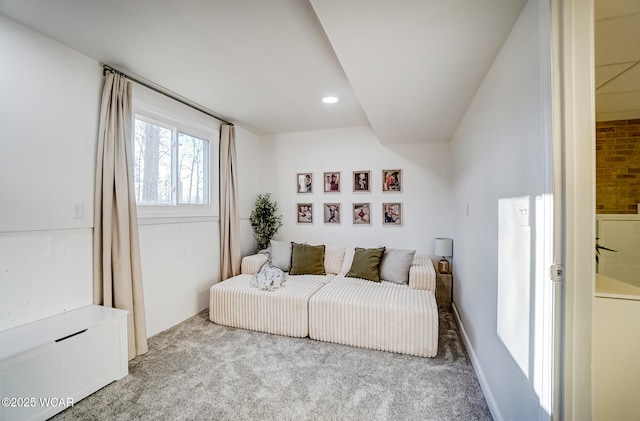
[[2, 0, 540, 143]]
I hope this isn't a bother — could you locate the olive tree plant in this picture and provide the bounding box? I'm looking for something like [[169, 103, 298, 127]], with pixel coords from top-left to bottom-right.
[[250, 193, 283, 252]]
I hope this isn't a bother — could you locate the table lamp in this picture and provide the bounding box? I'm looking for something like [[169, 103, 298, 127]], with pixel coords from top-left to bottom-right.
[[434, 238, 453, 274]]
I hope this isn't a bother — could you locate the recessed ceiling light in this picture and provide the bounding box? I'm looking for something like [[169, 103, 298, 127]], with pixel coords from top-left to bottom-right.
[[322, 96, 339, 104]]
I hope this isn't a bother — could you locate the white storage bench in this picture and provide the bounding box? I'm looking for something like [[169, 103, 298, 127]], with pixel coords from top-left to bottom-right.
[[0, 305, 128, 421]]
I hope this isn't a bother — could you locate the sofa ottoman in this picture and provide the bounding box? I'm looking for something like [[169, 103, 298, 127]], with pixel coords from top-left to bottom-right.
[[209, 274, 331, 338], [308, 277, 439, 357]]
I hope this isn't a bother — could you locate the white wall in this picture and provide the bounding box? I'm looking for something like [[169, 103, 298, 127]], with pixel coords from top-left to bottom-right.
[[0, 15, 99, 330], [138, 220, 220, 336], [259, 126, 452, 256], [0, 16, 99, 234], [450, 0, 553, 420], [236, 127, 262, 256]]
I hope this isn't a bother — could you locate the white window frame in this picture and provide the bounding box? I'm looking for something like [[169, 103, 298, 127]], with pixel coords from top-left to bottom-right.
[[132, 100, 219, 222]]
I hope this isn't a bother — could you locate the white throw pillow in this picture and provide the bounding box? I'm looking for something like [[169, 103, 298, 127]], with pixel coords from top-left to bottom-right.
[[379, 248, 416, 284], [324, 246, 346, 274], [339, 247, 355, 275], [270, 240, 292, 272]]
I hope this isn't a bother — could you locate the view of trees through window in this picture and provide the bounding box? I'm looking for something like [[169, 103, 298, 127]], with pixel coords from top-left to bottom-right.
[[177, 132, 206, 204], [134, 119, 171, 204], [134, 117, 209, 206]]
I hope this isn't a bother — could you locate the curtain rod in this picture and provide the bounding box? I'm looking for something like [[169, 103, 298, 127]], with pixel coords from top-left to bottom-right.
[[103, 65, 234, 126]]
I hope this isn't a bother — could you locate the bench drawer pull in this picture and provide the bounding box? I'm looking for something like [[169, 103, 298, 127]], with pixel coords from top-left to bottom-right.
[[55, 329, 87, 343]]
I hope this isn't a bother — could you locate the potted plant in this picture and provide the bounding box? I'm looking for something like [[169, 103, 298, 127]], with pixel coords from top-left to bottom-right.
[[250, 193, 283, 252], [595, 237, 617, 272]]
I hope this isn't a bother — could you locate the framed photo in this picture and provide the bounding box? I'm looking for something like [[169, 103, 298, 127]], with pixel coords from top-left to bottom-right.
[[296, 173, 313, 193], [323, 203, 341, 224], [297, 203, 313, 224], [353, 171, 371, 192], [382, 169, 402, 192], [382, 203, 402, 225], [353, 203, 371, 225], [323, 171, 341, 193]]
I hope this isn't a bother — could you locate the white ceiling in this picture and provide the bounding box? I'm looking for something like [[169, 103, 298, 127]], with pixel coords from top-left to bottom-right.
[[594, 0, 640, 121], [0, 0, 529, 143], [310, 0, 526, 144]]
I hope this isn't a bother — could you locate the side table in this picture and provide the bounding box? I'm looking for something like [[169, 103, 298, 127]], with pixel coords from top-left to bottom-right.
[[436, 270, 452, 310]]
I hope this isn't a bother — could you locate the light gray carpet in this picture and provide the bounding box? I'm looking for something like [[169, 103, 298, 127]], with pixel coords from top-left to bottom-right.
[[52, 309, 491, 421]]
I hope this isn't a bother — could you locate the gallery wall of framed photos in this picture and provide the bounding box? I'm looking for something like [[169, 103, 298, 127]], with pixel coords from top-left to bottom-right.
[[295, 169, 404, 226], [260, 126, 452, 256]]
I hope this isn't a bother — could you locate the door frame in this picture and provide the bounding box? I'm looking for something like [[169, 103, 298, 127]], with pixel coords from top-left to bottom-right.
[[550, 0, 595, 418]]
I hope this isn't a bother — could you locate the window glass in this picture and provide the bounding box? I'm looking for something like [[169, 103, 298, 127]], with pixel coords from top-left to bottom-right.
[[131, 108, 217, 220], [134, 119, 172, 205], [178, 132, 208, 205]]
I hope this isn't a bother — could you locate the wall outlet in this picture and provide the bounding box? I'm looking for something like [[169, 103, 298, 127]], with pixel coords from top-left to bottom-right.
[[72, 202, 84, 219]]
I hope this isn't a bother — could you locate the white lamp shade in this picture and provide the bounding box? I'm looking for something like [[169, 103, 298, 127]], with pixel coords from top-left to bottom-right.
[[434, 238, 453, 257]]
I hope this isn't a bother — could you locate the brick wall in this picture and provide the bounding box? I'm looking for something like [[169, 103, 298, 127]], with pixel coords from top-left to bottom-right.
[[596, 119, 640, 214]]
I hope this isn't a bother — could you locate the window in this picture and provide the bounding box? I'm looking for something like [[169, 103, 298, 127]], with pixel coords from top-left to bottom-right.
[[132, 109, 218, 220]]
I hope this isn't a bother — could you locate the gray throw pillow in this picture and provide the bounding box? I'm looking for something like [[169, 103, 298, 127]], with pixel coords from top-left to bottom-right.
[[270, 240, 292, 272], [379, 248, 416, 284]]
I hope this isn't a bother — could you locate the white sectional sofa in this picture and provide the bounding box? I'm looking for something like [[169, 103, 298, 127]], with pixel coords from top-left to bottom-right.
[[209, 243, 439, 357]]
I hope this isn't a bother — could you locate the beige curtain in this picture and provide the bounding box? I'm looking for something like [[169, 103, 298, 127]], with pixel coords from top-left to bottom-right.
[[93, 71, 148, 360], [220, 124, 242, 280]]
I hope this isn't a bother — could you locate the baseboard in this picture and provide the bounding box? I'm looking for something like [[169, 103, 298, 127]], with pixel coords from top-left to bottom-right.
[[452, 302, 503, 421]]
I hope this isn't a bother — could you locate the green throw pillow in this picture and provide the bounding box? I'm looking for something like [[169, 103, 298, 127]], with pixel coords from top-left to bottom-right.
[[289, 242, 326, 275], [346, 247, 386, 282]]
